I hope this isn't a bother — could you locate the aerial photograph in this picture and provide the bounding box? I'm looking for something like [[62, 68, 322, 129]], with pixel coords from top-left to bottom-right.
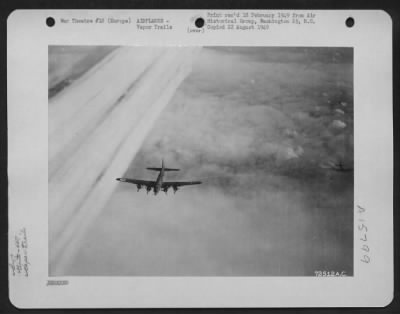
[[49, 46, 353, 276]]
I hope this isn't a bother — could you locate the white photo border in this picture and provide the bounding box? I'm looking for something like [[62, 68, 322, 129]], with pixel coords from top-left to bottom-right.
[[8, 9, 393, 308]]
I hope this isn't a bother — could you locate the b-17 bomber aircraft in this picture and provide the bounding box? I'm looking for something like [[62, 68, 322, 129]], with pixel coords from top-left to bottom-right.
[[116, 160, 202, 195], [320, 159, 353, 173]]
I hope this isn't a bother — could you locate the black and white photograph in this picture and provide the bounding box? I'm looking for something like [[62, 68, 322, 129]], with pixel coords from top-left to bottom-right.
[[48, 46, 354, 277], [8, 9, 393, 308]]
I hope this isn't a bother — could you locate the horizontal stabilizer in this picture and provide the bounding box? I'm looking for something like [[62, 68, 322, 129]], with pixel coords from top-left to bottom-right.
[[146, 167, 180, 171]]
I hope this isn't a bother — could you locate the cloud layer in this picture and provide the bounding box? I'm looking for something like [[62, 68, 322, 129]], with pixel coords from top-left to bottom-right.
[[67, 47, 354, 276]]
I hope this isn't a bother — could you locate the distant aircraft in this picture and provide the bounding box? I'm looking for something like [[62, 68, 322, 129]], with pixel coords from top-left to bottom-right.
[[320, 159, 353, 172], [330, 160, 353, 172], [116, 160, 202, 195]]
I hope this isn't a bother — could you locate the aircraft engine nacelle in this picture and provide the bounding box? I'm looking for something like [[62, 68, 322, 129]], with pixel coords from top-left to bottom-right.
[[162, 186, 169, 193], [173, 185, 179, 193], [146, 186, 152, 193], [136, 184, 142, 191]]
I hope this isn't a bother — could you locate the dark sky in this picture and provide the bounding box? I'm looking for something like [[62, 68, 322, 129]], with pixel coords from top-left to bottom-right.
[[66, 47, 353, 276]]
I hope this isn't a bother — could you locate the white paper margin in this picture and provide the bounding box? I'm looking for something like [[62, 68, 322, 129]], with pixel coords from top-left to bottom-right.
[[7, 9, 393, 308]]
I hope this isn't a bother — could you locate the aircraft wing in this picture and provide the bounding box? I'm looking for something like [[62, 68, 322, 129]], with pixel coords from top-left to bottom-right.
[[162, 181, 202, 188], [116, 178, 155, 186]]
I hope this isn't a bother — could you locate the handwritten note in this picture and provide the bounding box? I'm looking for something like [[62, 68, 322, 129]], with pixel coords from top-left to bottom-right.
[[357, 205, 370, 264], [9, 228, 30, 277]]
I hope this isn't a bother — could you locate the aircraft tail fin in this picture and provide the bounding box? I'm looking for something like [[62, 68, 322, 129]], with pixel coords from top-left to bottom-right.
[[146, 167, 180, 171]]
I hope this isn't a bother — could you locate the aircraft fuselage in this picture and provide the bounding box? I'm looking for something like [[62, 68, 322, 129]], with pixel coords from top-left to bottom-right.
[[153, 161, 165, 195]]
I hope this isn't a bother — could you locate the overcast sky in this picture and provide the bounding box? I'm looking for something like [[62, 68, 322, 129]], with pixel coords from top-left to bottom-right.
[[65, 47, 353, 276]]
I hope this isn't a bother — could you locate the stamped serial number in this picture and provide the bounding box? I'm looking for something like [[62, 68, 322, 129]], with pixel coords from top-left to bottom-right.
[[314, 270, 347, 277], [46, 280, 69, 286]]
